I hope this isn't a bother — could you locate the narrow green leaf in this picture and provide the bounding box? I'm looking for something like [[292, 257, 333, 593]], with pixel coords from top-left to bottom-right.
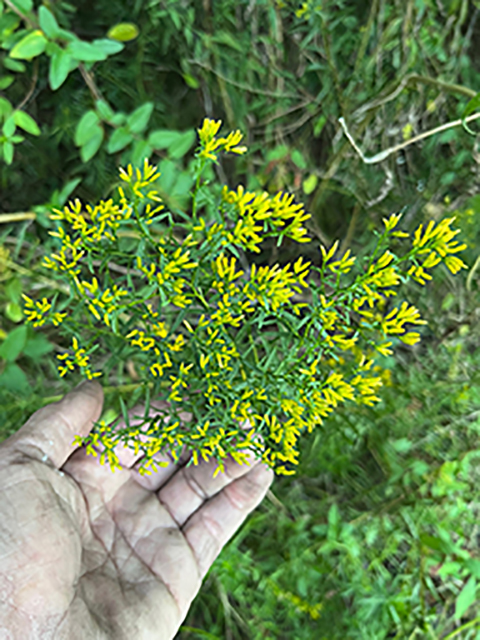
[[57, 178, 82, 207], [38, 6, 60, 39], [461, 92, 480, 135], [107, 127, 133, 153], [119, 395, 130, 428], [327, 503, 340, 540], [10, 30, 47, 59], [49, 49, 73, 90], [75, 110, 100, 147], [107, 23, 139, 42], [455, 576, 477, 619], [127, 102, 154, 134], [13, 110, 40, 135]]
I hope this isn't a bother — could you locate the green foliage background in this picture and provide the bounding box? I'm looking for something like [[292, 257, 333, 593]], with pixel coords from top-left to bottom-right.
[[1, 0, 480, 637]]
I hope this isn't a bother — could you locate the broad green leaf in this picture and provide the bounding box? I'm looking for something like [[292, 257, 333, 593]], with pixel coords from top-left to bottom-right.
[[266, 144, 289, 162], [75, 110, 100, 147], [5, 302, 24, 323], [13, 110, 40, 135], [148, 129, 183, 149], [107, 23, 139, 42], [55, 28, 77, 43], [0, 97, 12, 118], [302, 174, 318, 195], [107, 127, 133, 153], [49, 49, 73, 90], [158, 158, 177, 192], [168, 129, 196, 159], [2, 115, 15, 136], [80, 125, 103, 162], [0, 12, 21, 36], [461, 92, 480, 135], [0, 325, 27, 362], [182, 73, 200, 89], [10, 0, 33, 13], [0, 362, 29, 394], [465, 559, 480, 579], [3, 58, 25, 72], [91, 38, 124, 56], [455, 576, 476, 619], [5, 278, 22, 304], [131, 139, 152, 167], [314, 115, 327, 137], [23, 334, 54, 359], [291, 149, 307, 169], [38, 6, 60, 39], [10, 30, 47, 59], [127, 102, 154, 134], [95, 99, 115, 121], [67, 40, 107, 62], [3, 141, 14, 164], [110, 113, 126, 126], [0, 76, 14, 90]]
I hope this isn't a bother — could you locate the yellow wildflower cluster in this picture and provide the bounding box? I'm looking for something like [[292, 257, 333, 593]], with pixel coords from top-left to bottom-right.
[[118, 159, 166, 223], [48, 197, 132, 246], [221, 184, 311, 249], [25, 117, 469, 479], [410, 216, 467, 281], [244, 257, 311, 313], [57, 337, 101, 380], [42, 229, 84, 275], [74, 277, 128, 327], [22, 294, 66, 327], [197, 117, 247, 162]]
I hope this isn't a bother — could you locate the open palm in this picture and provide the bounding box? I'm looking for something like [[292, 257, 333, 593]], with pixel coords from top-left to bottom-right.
[[0, 381, 273, 639]]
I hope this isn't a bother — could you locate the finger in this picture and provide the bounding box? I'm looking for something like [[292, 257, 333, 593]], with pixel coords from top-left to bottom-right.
[[182, 461, 274, 579], [1, 380, 104, 469], [149, 449, 259, 527]]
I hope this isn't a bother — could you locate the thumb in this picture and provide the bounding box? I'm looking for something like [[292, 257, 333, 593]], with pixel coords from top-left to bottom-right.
[[1, 380, 104, 469]]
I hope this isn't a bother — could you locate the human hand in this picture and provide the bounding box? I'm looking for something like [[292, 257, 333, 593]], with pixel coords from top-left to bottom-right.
[[0, 381, 274, 639]]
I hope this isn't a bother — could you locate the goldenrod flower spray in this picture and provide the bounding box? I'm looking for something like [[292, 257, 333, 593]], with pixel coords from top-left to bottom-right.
[[23, 118, 467, 478]]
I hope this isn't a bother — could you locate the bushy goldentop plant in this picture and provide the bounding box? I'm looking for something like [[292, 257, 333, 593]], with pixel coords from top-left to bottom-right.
[[22, 118, 467, 478]]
